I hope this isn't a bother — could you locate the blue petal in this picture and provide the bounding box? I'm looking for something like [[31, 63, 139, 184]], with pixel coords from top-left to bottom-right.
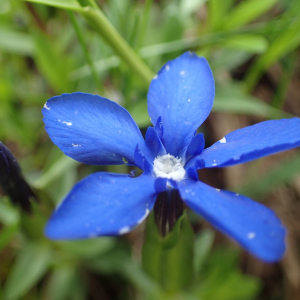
[[42, 92, 150, 166], [45, 172, 157, 239], [134, 144, 153, 174], [182, 133, 205, 164], [154, 116, 163, 140], [178, 179, 286, 262], [145, 127, 166, 159], [147, 52, 215, 157], [187, 118, 300, 169]]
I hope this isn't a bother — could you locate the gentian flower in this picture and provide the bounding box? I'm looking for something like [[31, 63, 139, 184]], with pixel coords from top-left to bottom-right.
[[0, 142, 35, 212], [42, 52, 300, 262]]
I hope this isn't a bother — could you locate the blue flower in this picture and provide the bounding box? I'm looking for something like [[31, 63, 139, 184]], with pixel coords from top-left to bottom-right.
[[42, 52, 300, 262]]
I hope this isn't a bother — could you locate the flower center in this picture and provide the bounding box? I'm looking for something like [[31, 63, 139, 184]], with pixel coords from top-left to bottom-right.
[[153, 154, 186, 181]]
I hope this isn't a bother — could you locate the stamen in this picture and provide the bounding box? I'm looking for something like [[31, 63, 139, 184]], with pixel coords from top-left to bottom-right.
[[153, 154, 185, 181]]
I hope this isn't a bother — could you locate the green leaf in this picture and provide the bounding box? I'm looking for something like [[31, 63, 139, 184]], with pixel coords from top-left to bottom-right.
[[121, 261, 163, 297], [142, 212, 194, 292], [33, 31, 73, 93], [194, 229, 215, 274], [81, 7, 154, 84], [46, 266, 87, 300], [0, 223, 19, 252], [209, 0, 235, 31], [246, 18, 300, 91], [4, 243, 52, 300], [33, 155, 79, 189], [0, 27, 34, 55], [0, 199, 20, 226], [23, 0, 84, 11], [213, 84, 290, 119], [222, 34, 268, 54], [128, 100, 150, 128], [224, 0, 280, 30], [58, 237, 116, 259], [193, 249, 261, 300], [238, 153, 300, 198], [180, 0, 207, 16]]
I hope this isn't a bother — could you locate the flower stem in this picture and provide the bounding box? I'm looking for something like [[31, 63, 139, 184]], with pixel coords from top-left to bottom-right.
[[81, 7, 155, 85]]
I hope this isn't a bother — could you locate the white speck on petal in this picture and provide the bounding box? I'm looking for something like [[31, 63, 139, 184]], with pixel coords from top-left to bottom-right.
[[137, 209, 150, 224], [188, 99, 191, 102], [165, 65, 170, 71], [153, 74, 158, 79], [219, 137, 226, 143], [72, 144, 81, 147], [235, 193, 239, 196], [118, 226, 130, 235], [60, 121, 72, 126], [247, 232, 256, 239], [212, 163, 217, 166], [44, 103, 50, 110], [216, 189, 220, 192], [180, 70, 185, 75]]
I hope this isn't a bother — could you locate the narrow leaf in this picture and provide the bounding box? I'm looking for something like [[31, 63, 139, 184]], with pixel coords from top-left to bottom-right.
[[246, 19, 300, 91], [238, 153, 300, 198], [224, 0, 280, 30], [4, 243, 52, 300], [213, 84, 290, 119], [194, 229, 215, 274], [0, 27, 34, 55], [0, 223, 19, 252], [33, 155, 79, 189], [34, 31, 72, 93], [222, 34, 268, 54], [142, 211, 194, 292], [24, 0, 84, 11]]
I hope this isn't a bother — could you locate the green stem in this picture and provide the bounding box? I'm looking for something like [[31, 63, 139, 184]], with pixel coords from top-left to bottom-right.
[[68, 11, 102, 91], [81, 7, 154, 84], [87, 0, 98, 9]]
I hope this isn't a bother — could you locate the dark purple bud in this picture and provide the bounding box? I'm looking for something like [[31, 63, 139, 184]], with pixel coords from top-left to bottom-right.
[[0, 142, 35, 212]]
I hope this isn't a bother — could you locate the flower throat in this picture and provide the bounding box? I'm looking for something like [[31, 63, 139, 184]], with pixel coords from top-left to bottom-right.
[[154, 189, 184, 236]]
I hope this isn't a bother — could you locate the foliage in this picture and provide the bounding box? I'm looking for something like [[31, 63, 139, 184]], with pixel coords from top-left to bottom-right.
[[1, 0, 300, 299]]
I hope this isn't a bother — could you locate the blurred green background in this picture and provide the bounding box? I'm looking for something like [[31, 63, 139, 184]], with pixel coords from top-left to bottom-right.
[[1, 0, 300, 299]]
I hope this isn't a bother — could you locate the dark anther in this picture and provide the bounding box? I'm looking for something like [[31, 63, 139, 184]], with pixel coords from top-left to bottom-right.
[[0, 142, 36, 212], [154, 189, 184, 236]]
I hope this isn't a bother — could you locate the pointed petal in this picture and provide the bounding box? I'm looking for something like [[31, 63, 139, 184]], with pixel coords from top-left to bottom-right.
[[182, 133, 205, 164], [178, 179, 286, 262], [187, 118, 300, 169], [42, 92, 149, 166], [145, 127, 166, 159], [45, 173, 158, 239], [134, 144, 153, 174], [147, 52, 214, 157]]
